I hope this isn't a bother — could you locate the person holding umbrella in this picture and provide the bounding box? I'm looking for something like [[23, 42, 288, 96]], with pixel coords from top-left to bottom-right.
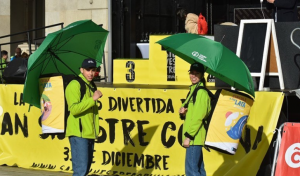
[[157, 33, 255, 98], [65, 58, 103, 176], [179, 62, 211, 176]]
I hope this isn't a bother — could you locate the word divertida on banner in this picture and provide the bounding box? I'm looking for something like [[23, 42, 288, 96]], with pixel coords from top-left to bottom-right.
[[95, 87, 189, 175]]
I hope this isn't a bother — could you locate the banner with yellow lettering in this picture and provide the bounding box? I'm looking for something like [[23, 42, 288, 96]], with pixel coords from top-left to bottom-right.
[[0, 85, 283, 176]]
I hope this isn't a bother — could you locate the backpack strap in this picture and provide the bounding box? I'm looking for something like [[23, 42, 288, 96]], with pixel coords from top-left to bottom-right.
[[73, 77, 86, 101], [191, 86, 215, 130], [192, 86, 215, 105], [90, 81, 97, 92], [183, 82, 201, 108], [73, 77, 97, 101]]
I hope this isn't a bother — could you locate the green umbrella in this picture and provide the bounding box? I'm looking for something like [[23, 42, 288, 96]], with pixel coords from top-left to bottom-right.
[[23, 20, 109, 108], [157, 33, 255, 98]]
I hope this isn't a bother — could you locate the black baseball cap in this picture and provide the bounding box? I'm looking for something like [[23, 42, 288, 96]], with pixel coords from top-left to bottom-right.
[[189, 62, 205, 73], [81, 58, 97, 68]]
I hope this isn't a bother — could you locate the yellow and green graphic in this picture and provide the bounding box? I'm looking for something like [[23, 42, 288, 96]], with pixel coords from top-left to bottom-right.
[[39, 76, 65, 133], [205, 89, 254, 154]]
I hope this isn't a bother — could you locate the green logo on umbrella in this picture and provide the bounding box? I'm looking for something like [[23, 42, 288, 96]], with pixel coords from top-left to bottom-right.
[[95, 40, 102, 50]]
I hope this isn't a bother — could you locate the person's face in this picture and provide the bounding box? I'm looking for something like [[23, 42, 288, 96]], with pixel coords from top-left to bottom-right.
[[15, 48, 21, 56], [2, 54, 8, 60], [189, 70, 202, 85], [80, 67, 96, 81]]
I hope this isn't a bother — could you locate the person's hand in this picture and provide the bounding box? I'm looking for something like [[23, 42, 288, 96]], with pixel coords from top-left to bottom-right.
[[183, 138, 190, 148], [93, 90, 103, 101], [267, 0, 275, 3], [179, 107, 188, 115]]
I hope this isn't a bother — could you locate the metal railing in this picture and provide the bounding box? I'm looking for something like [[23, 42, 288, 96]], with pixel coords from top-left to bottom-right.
[[0, 22, 108, 83], [0, 22, 63, 55], [0, 23, 64, 83], [271, 123, 285, 176]]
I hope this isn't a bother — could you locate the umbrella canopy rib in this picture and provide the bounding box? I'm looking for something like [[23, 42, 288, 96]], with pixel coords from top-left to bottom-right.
[[49, 31, 103, 51], [51, 35, 75, 51], [40, 55, 54, 74], [51, 56, 61, 73], [49, 50, 78, 75], [55, 50, 96, 60], [29, 52, 52, 71], [51, 32, 64, 51]]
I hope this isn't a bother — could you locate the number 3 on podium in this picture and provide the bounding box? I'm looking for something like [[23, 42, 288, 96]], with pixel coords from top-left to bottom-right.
[[126, 61, 135, 82]]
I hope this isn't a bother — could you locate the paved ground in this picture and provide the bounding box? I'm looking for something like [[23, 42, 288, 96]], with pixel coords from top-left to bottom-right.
[[0, 165, 72, 176]]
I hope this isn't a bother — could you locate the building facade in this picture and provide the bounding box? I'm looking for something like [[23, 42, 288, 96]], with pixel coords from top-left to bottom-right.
[[0, 0, 110, 80]]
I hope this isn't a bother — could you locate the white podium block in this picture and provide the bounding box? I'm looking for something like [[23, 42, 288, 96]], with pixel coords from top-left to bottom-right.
[[136, 43, 149, 58]]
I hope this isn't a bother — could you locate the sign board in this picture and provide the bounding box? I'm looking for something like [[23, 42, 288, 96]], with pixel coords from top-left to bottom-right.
[[236, 19, 284, 91]]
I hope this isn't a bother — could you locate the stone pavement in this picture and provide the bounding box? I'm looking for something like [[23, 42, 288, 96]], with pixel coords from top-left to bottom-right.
[[0, 165, 72, 176]]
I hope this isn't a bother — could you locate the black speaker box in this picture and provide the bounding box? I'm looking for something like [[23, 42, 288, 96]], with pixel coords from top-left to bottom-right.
[[3, 57, 28, 84], [214, 25, 239, 88], [214, 25, 239, 53], [269, 22, 300, 89]]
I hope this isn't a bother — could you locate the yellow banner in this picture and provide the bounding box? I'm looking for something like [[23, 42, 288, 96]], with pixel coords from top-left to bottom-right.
[[204, 92, 284, 176], [0, 85, 283, 176], [39, 76, 65, 133], [205, 90, 254, 154]]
